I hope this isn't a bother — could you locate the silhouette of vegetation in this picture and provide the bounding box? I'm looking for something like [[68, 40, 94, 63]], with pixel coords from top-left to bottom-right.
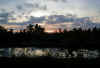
[[0, 24, 100, 49], [0, 26, 7, 32], [27, 24, 34, 32], [26, 24, 44, 32]]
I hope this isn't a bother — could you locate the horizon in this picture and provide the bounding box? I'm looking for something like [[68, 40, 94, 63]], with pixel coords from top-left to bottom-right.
[[0, 0, 100, 32]]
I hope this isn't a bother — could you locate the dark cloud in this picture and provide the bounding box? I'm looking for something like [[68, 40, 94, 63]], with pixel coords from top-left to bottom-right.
[[24, 3, 47, 10], [25, 15, 100, 29], [24, 16, 45, 24], [52, 0, 59, 2], [0, 0, 13, 4], [33, 3, 39, 8], [24, 3, 34, 8], [16, 5, 23, 10], [0, 9, 6, 13], [61, 0, 67, 2], [0, 12, 9, 24], [48, 0, 67, 2], [0, 12, 98, 30]]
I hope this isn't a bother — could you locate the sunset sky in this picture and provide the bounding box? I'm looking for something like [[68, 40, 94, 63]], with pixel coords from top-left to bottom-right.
[[0, 0, 100, 32], [0, 0, 100, 17]]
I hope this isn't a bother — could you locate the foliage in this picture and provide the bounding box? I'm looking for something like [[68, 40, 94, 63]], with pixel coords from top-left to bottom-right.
[[0, 24, 99, 48]]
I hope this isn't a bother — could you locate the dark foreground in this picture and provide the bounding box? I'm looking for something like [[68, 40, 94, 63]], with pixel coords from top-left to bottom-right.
[[0, 57, 100, 64]]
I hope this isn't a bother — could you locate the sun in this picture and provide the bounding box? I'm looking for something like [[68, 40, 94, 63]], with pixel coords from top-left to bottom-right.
[[30, 11, 50, 17], [45, 30, 56, 33]]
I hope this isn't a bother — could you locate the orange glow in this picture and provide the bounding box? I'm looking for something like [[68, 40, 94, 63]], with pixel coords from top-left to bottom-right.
[[1, 22, 73, 33], [45, 30, 56, 33]]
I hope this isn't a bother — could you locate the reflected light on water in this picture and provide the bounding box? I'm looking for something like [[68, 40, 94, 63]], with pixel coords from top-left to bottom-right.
[[0, 48, 99, 59], [34, 50, 45, 56]]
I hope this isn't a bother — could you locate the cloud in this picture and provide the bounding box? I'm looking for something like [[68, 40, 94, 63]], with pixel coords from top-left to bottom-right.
[[0, 0, 100, 18], [18, 14, 99, 30], [1, 12, 100, 30], [16, 5, 23, 10], [24, 2, 47, 11], [0, 0, 100, 30], [45, 0, 67, 2]]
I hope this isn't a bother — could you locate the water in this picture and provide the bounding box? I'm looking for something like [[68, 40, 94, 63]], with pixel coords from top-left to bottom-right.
[[0, 47, 99, 59]]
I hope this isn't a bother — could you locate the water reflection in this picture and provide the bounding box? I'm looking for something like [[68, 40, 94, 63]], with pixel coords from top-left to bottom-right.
[[0, 47, 99, 59]]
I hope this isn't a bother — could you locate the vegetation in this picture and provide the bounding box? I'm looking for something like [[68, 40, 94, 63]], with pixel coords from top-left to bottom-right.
[[0, 24, 100, 48]]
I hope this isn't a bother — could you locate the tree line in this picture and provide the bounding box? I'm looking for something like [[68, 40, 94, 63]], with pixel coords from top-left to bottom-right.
[[0, 24, 100, 48]]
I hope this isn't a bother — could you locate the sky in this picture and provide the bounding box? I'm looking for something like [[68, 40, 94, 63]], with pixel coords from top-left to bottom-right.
[[0, 0, 100, 32], [0, 0, 100, 17]]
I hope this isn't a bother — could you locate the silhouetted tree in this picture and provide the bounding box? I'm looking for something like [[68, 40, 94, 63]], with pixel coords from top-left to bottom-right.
[[34, 24, 44, 32], [63, 29, 67, 33], [58, 28, 62, 33], [8, 29, 13, 33], [0, 24, 100, 48], [27, 24, 34, 32]]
